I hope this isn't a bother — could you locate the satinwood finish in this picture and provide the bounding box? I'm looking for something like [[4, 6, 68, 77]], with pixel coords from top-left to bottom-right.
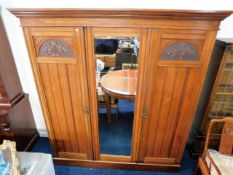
[[22, 27, 93, 159], [138, 29, 217, 165], [10, 8, 232, 171]]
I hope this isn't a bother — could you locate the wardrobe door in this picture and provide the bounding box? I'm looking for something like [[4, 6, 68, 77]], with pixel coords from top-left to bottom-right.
[[85, 27, 148, 161], [138, 29, 216, 164], [24, 27, 93, 159]]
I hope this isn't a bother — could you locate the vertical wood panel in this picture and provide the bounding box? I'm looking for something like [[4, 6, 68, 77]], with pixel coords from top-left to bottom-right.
[[137, 29, 159, 162], [67, 64, 88, 154], [48, 64, 73, 152], [132, 29, 151, 162], [57, 64, 79, 153], [75, 27, 93, 159], [170, 68, 199, 158], [161, 68, 188, 157], [84, 27, 100, 160], [152, 67, 177, 157], [143, 66, 199, 162], [146, 67, 167, 156], [38, 64, 64, 151]]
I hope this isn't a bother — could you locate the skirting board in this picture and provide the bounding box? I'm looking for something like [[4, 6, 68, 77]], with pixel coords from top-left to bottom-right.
[[37, 129, 48, 137], [54, 157, 181, 171]]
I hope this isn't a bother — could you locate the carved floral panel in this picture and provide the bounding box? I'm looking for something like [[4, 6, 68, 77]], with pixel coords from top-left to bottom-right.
[[39, 39, 73, 57], [160, 41, 198, 61]]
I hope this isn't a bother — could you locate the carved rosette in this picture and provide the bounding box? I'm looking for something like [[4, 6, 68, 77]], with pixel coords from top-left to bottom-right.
[[39, 39, 73, 57], [161, 42, 198, 61]]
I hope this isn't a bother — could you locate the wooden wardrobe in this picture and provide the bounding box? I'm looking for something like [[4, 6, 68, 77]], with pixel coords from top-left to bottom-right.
[[10, 9, 231, 171]]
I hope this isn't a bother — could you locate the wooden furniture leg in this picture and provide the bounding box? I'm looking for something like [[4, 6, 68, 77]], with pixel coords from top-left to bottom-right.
[[194, 158, 200, 175], [106, 95, 111, 122], [197, 158, 210, 175], [115, 99, 119, 120]]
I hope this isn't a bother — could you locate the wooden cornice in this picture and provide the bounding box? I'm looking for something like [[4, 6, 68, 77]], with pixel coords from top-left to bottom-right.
[[9, 8, 232, 21]]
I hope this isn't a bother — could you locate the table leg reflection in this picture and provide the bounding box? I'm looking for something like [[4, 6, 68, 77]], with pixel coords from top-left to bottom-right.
[[106, 95, 111, 123]]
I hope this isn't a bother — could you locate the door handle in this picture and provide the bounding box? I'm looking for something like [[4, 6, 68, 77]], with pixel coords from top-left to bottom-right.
[[84, 106, 89, 115], [143, 108, 149, 118]]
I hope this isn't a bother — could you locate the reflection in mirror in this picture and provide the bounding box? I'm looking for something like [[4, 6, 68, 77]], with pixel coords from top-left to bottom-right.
[[95, 37, 140, 156]]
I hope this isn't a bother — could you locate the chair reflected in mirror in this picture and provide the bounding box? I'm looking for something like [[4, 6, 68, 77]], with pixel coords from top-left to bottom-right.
[[96, 59, 119, 122]]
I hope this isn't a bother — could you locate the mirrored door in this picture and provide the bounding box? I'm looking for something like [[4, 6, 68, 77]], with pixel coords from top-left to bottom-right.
[[86, 28, 147, 159]]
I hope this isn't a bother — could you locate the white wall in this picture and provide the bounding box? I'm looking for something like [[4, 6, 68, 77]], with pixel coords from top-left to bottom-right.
[[0, 0, 233, 136], [0, 8, 47, 136], [0, 0, 233, 10], [217, 14, 233, 42]]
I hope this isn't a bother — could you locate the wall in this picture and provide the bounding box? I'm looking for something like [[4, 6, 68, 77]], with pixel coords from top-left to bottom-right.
[[0, 0, 233, 136], [0, 8, 47, 136], [217, 15, 233, 42]]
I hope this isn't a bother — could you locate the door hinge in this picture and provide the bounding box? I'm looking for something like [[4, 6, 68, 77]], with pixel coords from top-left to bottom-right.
[[143, 108, 149, 118], [84, 106, 90, 115]]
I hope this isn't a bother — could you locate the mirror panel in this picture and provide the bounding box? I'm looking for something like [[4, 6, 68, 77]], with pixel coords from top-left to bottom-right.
[[95, 36, 140, 156]]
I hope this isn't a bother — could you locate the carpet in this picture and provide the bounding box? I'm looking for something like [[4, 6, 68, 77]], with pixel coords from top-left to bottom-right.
[[32, 138, 197, 175], [31, 99, 197, 174]]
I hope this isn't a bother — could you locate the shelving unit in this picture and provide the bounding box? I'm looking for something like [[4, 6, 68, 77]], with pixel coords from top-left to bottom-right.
[[189, 42, 233, 157], [207, 46, 233, 121]]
